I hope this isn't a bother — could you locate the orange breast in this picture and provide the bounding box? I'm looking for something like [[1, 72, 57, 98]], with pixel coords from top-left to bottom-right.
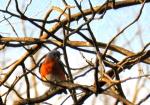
[[40, 58, 54, 77], [40, 57, 66, 81]]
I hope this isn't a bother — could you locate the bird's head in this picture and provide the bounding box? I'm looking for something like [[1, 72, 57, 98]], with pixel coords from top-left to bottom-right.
[[47, 50, 62, 60]]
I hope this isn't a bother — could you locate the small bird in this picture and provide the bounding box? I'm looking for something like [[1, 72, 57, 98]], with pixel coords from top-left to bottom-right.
[[40, 50, 67, 93]]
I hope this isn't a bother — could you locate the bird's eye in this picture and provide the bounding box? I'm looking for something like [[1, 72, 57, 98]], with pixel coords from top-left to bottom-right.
[[52, 53, 57, 58], [54, 53, 57, 57]]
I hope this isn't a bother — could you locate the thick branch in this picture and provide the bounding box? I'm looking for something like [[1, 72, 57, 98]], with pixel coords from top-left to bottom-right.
[[1, 37, 150, 64]]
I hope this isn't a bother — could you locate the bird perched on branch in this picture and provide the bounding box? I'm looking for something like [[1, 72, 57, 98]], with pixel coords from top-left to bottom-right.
[[40, 50, 67, 94]]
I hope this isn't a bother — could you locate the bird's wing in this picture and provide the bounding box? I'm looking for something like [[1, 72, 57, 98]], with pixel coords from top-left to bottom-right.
[[58, 60, 69, 78], [57, 60, 68, 94]]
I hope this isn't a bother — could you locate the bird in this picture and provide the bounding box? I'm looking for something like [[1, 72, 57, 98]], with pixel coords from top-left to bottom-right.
[[39, 50, 67, 94]]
